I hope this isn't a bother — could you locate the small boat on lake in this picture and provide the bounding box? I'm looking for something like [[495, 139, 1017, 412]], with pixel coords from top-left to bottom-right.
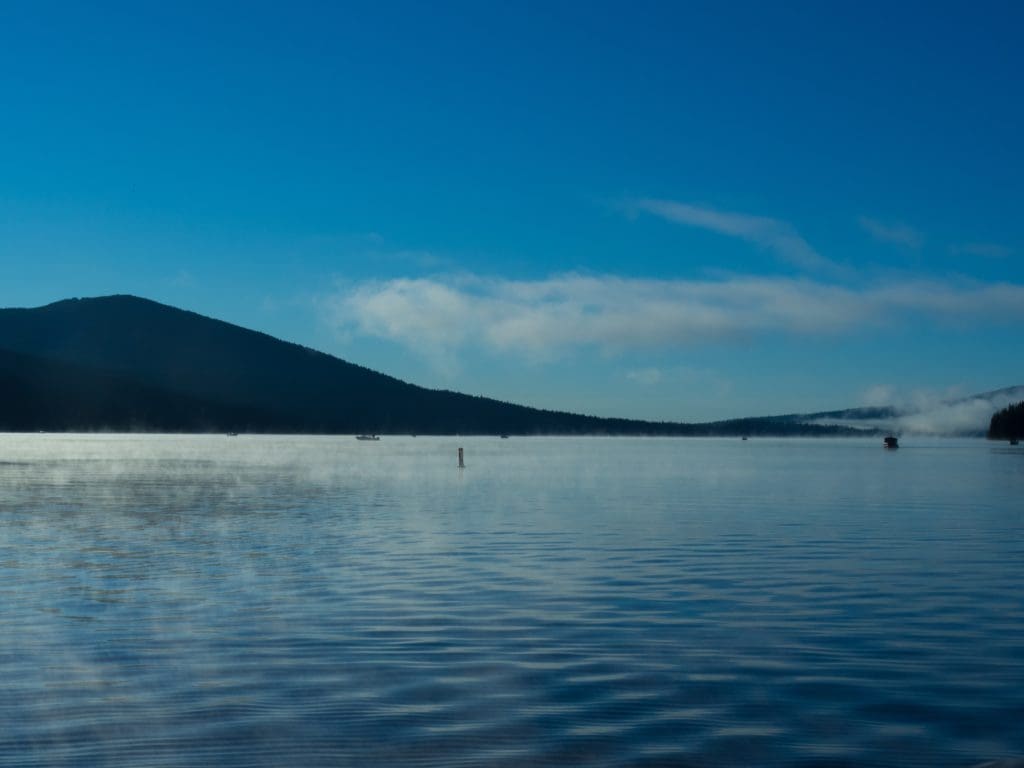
[[884, 435, 899, 449], [356, 435, 380, 441]]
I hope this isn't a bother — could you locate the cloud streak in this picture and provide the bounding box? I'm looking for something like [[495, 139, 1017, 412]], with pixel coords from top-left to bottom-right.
[[859, 216, 924, 249], [626, 367, 664, 385], [631, 199, 834, 272], [325, 273, 1024, 363], [950, 242, 1013, 259]]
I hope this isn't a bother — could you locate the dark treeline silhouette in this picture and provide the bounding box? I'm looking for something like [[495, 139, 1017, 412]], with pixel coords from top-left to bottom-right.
[[988, 401, 1024, 440], [0, 295, 874, 436]]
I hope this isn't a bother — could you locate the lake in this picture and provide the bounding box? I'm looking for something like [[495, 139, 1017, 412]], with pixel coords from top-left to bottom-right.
[[1, 434, 1022, 767]]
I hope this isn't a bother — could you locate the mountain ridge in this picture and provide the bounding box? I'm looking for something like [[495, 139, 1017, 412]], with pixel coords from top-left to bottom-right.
[[0, 295, 1012, 436]]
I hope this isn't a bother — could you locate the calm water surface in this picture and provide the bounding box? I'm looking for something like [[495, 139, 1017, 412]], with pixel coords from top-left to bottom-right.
[[1, 434, 1022, 767]]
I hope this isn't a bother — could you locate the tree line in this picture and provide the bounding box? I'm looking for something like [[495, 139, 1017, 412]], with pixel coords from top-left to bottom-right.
[[988, 401, 1024, 440]]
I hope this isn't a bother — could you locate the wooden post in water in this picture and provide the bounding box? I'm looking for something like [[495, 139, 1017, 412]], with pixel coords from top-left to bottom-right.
[[458, 447, 465, 468]]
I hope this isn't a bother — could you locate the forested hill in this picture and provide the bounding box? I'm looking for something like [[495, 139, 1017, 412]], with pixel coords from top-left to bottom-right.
[[0, 295, 870, 436]]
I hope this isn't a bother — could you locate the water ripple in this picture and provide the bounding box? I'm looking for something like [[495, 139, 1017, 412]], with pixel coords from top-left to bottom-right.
[[1, 435, 1022, 767]]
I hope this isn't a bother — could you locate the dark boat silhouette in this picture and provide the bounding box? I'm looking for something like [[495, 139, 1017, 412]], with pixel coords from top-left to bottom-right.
[[355, 435, 380, 441], [884, 435, 899, 449]]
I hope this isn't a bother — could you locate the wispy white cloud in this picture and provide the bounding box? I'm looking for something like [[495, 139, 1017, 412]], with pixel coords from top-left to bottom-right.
[[169, 270, 195, 288], [859, 384, 896, 408], [950, 242, 1013, 259], [631, 199, 834, 272], [859, 216, 924, 249], [858, 385, 965, 413], [324, 273, 1024, 365], [625, 365, 734, 396], [626, 367, 664, 385]]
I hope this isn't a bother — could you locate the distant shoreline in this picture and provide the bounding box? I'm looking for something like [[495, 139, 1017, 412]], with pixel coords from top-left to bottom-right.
[[8, 429, 888, 438]]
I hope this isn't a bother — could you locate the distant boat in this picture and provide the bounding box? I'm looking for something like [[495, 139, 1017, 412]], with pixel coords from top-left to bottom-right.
[[500, 434, 509, 439], [1011, 438, 1020, 446], [741, 436, 748, 441], [884, 435, 899, 449], [356, 435, 380, 441]]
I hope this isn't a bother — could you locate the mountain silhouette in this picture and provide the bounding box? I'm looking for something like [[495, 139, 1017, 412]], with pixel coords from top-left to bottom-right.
[[0, 295, 871, 435]]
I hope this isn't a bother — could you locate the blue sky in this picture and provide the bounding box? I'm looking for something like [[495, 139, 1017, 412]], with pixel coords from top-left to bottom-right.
[[1, 1, 1021, 421]]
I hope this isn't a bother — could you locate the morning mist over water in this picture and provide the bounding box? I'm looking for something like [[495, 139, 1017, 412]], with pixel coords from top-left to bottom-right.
[[3, 1, 1023, 766], [2, 434, 1022, 767]]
